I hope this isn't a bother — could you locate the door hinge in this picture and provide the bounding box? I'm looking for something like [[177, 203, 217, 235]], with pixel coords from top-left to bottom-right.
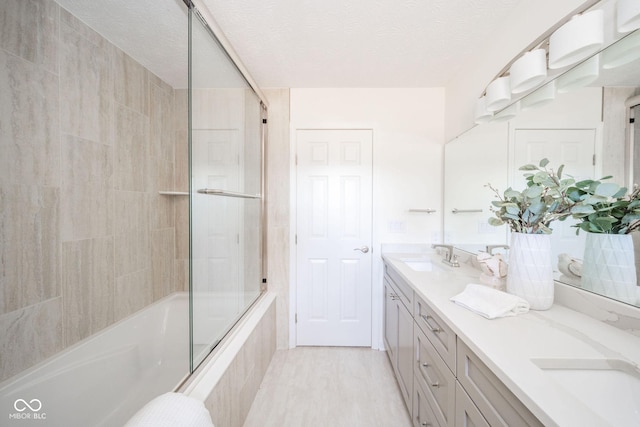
[[295, 313, 298, 323], [262, 118, 267, 124], [295, 234, 297, 244], [593, 154, 596, 166], [631, 118, 635, 124]]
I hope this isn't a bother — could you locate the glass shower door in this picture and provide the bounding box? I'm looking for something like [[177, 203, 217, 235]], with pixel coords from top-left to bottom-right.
[[189, 7, 265, 371]]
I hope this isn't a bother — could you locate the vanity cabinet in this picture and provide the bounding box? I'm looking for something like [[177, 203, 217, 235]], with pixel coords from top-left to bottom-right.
[[384, 269, 414, 411], [456, 340, 543, 427], [383, 259, 543, 427]]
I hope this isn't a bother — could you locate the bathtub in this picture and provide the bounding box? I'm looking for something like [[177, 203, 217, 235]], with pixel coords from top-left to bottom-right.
[[0, 292, 222, 426]]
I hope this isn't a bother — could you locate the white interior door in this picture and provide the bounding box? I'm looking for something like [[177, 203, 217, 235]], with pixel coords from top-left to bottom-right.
[[513, 128, 596, 262], [296, 129, 373, 346]]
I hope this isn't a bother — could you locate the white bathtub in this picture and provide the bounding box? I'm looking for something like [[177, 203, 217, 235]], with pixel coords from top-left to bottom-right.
[[0, 293, 190, 427]]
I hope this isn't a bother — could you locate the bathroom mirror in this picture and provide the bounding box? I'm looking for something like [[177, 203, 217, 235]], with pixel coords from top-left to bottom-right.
[[444, 28, 640, 307]]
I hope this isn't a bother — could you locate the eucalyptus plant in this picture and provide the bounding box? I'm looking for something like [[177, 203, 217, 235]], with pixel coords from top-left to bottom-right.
[[487, 158, 575, 234], [568, 178, 640, 234]]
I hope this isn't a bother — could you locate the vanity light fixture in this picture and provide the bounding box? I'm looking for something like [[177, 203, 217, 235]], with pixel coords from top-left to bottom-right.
[[491, 102, 519, 122], [602, 29, 640, 69], [520, 80, 556, 111], [509, 49, 548, 94], [485, 76, 512, 112], [617, 0, 640, 33], [556, 55, 600, 94], [474, 96, 493, 124], [548, 9, 604, 69]]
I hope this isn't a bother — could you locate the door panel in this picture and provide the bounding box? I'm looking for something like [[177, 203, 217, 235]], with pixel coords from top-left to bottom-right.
[[296, 129, 373, 346]]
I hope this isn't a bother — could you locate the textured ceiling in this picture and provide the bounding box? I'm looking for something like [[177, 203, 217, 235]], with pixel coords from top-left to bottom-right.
[[200, 0, 527, 87], [57, 0, 530, 88]]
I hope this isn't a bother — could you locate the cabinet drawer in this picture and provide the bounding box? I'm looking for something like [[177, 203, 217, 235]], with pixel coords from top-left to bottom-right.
[[456, 339, 543, 427], [414, 294, 456, 373], [413, 376, 442, 427], [386, 265, 414, 314], [455, 382, 489, 427], [415, 326, 455, 427]]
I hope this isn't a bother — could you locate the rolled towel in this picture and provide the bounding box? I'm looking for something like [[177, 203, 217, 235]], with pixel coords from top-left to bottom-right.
[[450, 284, 530, 319], [124, 392, 214, 427]]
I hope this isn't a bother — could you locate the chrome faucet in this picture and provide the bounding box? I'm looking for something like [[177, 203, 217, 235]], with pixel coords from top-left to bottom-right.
[[485, 244, 510, 255], [431, 244, 460, 267]]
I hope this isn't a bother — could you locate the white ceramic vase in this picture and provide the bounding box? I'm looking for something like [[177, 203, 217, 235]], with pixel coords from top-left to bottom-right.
[[506, 232, 554, 310], [581, 233, 637, 304]]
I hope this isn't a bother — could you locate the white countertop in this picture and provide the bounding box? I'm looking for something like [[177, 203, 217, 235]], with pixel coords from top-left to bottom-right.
[[382, 251, 640, 427]]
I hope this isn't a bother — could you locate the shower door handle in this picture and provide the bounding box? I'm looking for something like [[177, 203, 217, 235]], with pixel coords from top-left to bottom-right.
[[353, 246, 370, 253]]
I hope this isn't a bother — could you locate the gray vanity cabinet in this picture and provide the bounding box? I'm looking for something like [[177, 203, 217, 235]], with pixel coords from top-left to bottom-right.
[[383, 260, 543, 427], [383, 269, 414, 412], [455, 340, 543, 427]]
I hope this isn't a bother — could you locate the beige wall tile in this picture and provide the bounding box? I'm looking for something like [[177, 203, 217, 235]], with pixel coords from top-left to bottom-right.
[[264, 89, 291, 349], [0, 185, 60, 315], [60, 135, 113, 241], [62, 237, 115, 347], [114, 191, 151, 276], [0, 297, 63, 383], [59, 18, 114, 145], [115, 105, 149, 191], [0, 50, 60, 187], [0, 0, 59, 74], [114, 50, 149, 116], [115, 268, 153, 321], [152, 228, 176, 301]]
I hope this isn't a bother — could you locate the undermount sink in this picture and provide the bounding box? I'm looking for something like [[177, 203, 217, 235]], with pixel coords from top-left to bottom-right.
[[531, 358, 640, 425], [402, 260, 438, 272]]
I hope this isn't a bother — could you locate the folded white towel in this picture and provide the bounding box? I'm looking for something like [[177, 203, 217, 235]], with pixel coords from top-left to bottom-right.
[[450, 284, 530, 319], [124, 392, 214, 427]]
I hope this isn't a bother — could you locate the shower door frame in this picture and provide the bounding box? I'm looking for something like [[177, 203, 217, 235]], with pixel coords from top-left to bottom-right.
[[187, 1, 269, 373]]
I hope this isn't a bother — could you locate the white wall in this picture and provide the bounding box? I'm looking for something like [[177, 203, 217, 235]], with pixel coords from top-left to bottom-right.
[[444, 0, 593, 142], [289, 88, 445, 349]]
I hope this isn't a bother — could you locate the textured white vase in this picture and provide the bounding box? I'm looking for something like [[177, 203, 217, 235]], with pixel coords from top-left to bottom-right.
[[506, 233, 554, 310], [581, 233, 637, 304]]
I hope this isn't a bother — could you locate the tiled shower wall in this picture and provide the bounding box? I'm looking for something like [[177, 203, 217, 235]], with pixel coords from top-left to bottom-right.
[[0, 0, 189, 382]]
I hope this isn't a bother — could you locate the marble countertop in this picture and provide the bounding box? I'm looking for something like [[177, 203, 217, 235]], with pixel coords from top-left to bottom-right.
[[382, 251, 640, 427]]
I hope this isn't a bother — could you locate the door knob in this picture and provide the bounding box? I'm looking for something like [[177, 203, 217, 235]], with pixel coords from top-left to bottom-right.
[[353, 246, 370, 253]]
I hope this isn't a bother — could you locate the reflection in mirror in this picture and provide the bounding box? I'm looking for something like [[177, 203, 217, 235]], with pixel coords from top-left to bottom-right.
[[443, 122, 508, 253], [445, 28, 640, 307]]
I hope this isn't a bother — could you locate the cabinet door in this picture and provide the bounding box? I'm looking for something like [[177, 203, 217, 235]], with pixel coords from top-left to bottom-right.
[[456, 339, 543, 427], [384, 277, 398, 364], [397, 297, 414, 409], [455, 383, 490, 427], [414, 376, 441, 427]]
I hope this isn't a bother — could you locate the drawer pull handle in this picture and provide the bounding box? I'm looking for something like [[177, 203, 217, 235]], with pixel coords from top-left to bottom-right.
[[421, 362, 429, 368], [390, 293, 400, 300], [430, 381, 440, 388], [420, 314, 441, 333], [416, 416, 431, 427]]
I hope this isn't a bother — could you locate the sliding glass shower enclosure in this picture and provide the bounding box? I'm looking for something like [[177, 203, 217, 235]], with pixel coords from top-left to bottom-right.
[[188, 6, 267, 371]]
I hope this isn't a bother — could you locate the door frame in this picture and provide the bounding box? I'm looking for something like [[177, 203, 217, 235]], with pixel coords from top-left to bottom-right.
[[289, 127, 376, 348]]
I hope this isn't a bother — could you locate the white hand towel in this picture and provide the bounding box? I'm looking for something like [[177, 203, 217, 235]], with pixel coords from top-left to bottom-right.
[[450, 284, 530, 319], [124, 392, 215, 427]]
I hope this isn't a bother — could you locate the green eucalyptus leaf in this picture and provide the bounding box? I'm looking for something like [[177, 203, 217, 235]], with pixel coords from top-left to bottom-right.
[[539, 158, 550, 168], [523, 185, 543, 198], [519, 164, 539, 171], [594, 183, 621, 197], [488, 217, 504, 226]]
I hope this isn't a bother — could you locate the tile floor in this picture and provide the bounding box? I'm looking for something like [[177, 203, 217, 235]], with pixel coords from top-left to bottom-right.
[[243, 347, 413, 427]]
